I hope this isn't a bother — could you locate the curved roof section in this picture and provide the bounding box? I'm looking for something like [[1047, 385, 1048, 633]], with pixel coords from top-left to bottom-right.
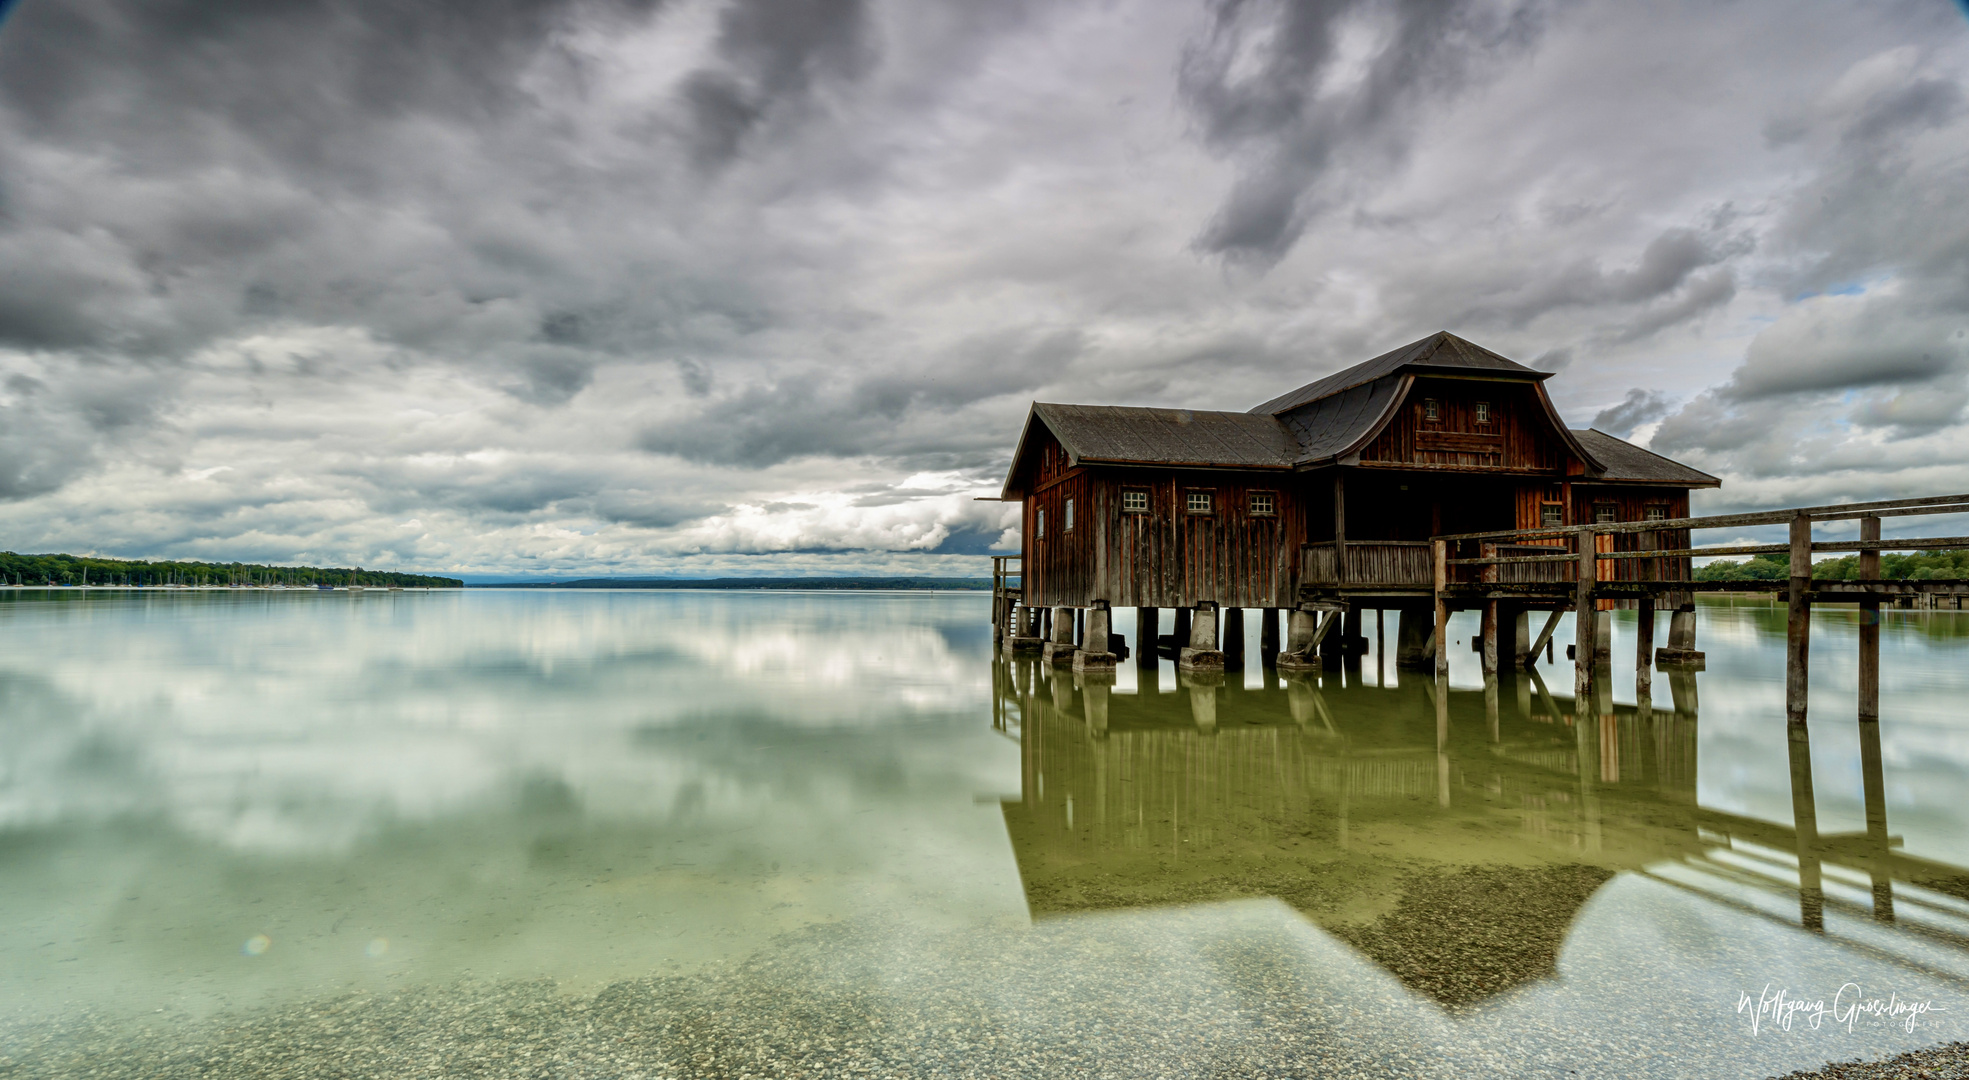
[[1572, 429, 1720, 487], [1030, 403, 1299, 468], [1250, 331, 1547, 416], [1275, 377, 1406, 464]]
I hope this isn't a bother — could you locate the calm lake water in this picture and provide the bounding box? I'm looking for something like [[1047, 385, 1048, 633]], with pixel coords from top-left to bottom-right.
[[2, 588, 1967, 1078]]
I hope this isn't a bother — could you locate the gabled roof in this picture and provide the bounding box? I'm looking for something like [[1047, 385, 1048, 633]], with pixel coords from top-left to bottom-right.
[[998, 333, 1712, 494], [1031, 403, 1299, 468], [1572, 429, 1720, 487], [1250, 331, 1546, 416]]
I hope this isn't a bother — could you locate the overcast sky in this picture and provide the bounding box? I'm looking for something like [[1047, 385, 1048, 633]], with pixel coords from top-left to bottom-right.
[[1, 0, 1966, 577]]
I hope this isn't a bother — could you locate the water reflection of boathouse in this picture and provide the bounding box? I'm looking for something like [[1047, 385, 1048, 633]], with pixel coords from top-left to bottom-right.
[[994, 659, 1969, 1007]]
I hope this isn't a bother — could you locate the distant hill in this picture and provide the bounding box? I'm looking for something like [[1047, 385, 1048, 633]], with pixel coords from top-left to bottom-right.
[[481, 577, 992, 591], [0, 551, 463, 588]]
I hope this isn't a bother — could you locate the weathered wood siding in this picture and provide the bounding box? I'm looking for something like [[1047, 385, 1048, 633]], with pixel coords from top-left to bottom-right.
[[1358, 378, 1571, 474], [1301, 541, 1434, 587], [1574, 487, 1693, 582], [1025, 449, 1303, 608]]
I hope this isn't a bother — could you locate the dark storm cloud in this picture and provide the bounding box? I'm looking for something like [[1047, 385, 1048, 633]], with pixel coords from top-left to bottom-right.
[[0, 0, 1966, 570], [1590, 388, 1672, 439], [1179, 0, 1554, 267], [679, 0, 878, 169], [1417, 225, 1752, 334], [638, 328, 1080, 467]]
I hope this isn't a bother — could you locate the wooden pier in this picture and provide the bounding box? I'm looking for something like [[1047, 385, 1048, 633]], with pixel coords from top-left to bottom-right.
[[1431, 492, 1969, 725], [998, 491, 1969, 731]]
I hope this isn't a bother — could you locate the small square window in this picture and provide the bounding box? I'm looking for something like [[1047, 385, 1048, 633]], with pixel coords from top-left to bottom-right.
[[1643, 506, 1669, 522], [1249, 491, 1275, 516], [1036, 508, 1046, 538], [1540, 503, 1563, 528], [1423, 398, 1440, 421], [1121, 490, 1149, 514], [1186, 491, 1213, 515], [1594, 503, 1618, 524], [1475, 401, 1491, 424], [1064, 497, 1075, 531]]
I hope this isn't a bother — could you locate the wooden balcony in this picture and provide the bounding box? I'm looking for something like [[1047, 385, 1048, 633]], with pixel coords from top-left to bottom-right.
[[1301, 541, 1433, 589]]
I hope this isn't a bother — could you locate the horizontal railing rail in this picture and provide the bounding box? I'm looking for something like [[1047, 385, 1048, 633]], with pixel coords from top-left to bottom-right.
[[1434, 493, 1969, 544]]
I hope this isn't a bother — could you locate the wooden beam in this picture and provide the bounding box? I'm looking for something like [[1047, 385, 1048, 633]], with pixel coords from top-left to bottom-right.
[[1334, 469, 1348, 585], [1433, 539, 1449, 679], [1859, 516, 1880, 724], [1434, 492, 1969, 543], [1786, 512, 1812, 726], [1526, 607, 1565, 667], [1635, 596, 1655, 704], [1574, 529, 1597, 695]]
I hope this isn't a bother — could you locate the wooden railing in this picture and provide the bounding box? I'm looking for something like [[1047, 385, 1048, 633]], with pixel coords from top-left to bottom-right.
[[1428, 492, 1969, 718], [1301, 541, 1434, 587], [991, 555, 1023, 643]]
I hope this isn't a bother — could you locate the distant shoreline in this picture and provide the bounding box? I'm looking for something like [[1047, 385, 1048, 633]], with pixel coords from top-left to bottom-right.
[[474, 577, 992, 591]]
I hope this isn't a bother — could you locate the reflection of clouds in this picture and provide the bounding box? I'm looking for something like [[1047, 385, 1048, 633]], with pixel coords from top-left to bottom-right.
[[1691, 603, 1969, 868], [0, 591, 996, 851]]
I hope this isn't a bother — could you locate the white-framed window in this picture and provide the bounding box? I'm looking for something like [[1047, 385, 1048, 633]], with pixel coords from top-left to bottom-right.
[[1475, 401, 1491, 424], [1423, 398, 1440, 421], [1037, 508, 1046, 538], [1186, 491, 1213, 515], [1064, 497, 1075, 531], [1594, 503, 1618, 524], [1540, 503, 1563, 528], [1644, 506, 1669, 522], [1249, 491, 1276, 516], [1121, 489, 1149, 514]]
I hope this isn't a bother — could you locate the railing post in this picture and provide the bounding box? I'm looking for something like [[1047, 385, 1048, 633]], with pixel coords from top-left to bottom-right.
[[1575, 529, 1597, 697], [1433, 539, 1449, 679], [1859, 515, 1880, 723], [1787, 512, 1812, 725]]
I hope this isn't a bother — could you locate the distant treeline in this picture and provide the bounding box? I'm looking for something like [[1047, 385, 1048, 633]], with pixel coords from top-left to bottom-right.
[[0, 551, 463, 588], [1696, 550, 1969, 582], [486, 577, 992, 590]]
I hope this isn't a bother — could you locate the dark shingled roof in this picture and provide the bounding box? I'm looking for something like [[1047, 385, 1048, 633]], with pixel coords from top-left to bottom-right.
[[1001, 333, 1714, 494], [1250, 331, 1546, 416], [1032, 403, 1298, 468], [1572, 429, 1720, 487], [1274, 378, 1404, 465]]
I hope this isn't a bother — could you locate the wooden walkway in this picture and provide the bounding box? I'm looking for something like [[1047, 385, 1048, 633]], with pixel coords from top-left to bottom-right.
[[1432, 492, 1969, 725]]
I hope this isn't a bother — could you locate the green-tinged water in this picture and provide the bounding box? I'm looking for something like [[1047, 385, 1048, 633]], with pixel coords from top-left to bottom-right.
[[1, 589, 1966, 1078]]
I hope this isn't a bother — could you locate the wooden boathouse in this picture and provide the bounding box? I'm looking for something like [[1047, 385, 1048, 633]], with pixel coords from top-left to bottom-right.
[[991, 331, 1718, 673]]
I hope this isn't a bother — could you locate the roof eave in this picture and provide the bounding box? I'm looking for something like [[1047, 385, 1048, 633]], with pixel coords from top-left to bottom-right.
[[1000, 404, 1076, 500]]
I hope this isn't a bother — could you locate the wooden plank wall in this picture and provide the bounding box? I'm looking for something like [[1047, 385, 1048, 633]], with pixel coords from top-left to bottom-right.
[[1024, 444, 1303, 609], [1359, 379, 1570, 473]]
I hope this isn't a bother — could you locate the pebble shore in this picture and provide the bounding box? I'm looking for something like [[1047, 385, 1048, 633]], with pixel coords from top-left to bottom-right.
[[1769, 1042, 1969, 1079], [4, 911, 1961, 1080]]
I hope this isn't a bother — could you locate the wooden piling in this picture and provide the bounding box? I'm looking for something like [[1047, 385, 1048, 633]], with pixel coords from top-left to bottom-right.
[[1858, 712, 1894, 921], [1787, 722, 1824, 931], [1786, 512, 1811, 725], [1859, 515, 1880, 723], [1635, 596, 1654, 704], [1574, 529, 1597, 696], [1480, 601, 1498, 676], [1135, 608, 1157, 662], [1479, 542, 1499, 676], [1432, 539, 1449, 679]]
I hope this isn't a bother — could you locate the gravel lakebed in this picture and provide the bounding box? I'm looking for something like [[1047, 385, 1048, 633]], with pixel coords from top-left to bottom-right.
[[3, 908, 1962, 1080]]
